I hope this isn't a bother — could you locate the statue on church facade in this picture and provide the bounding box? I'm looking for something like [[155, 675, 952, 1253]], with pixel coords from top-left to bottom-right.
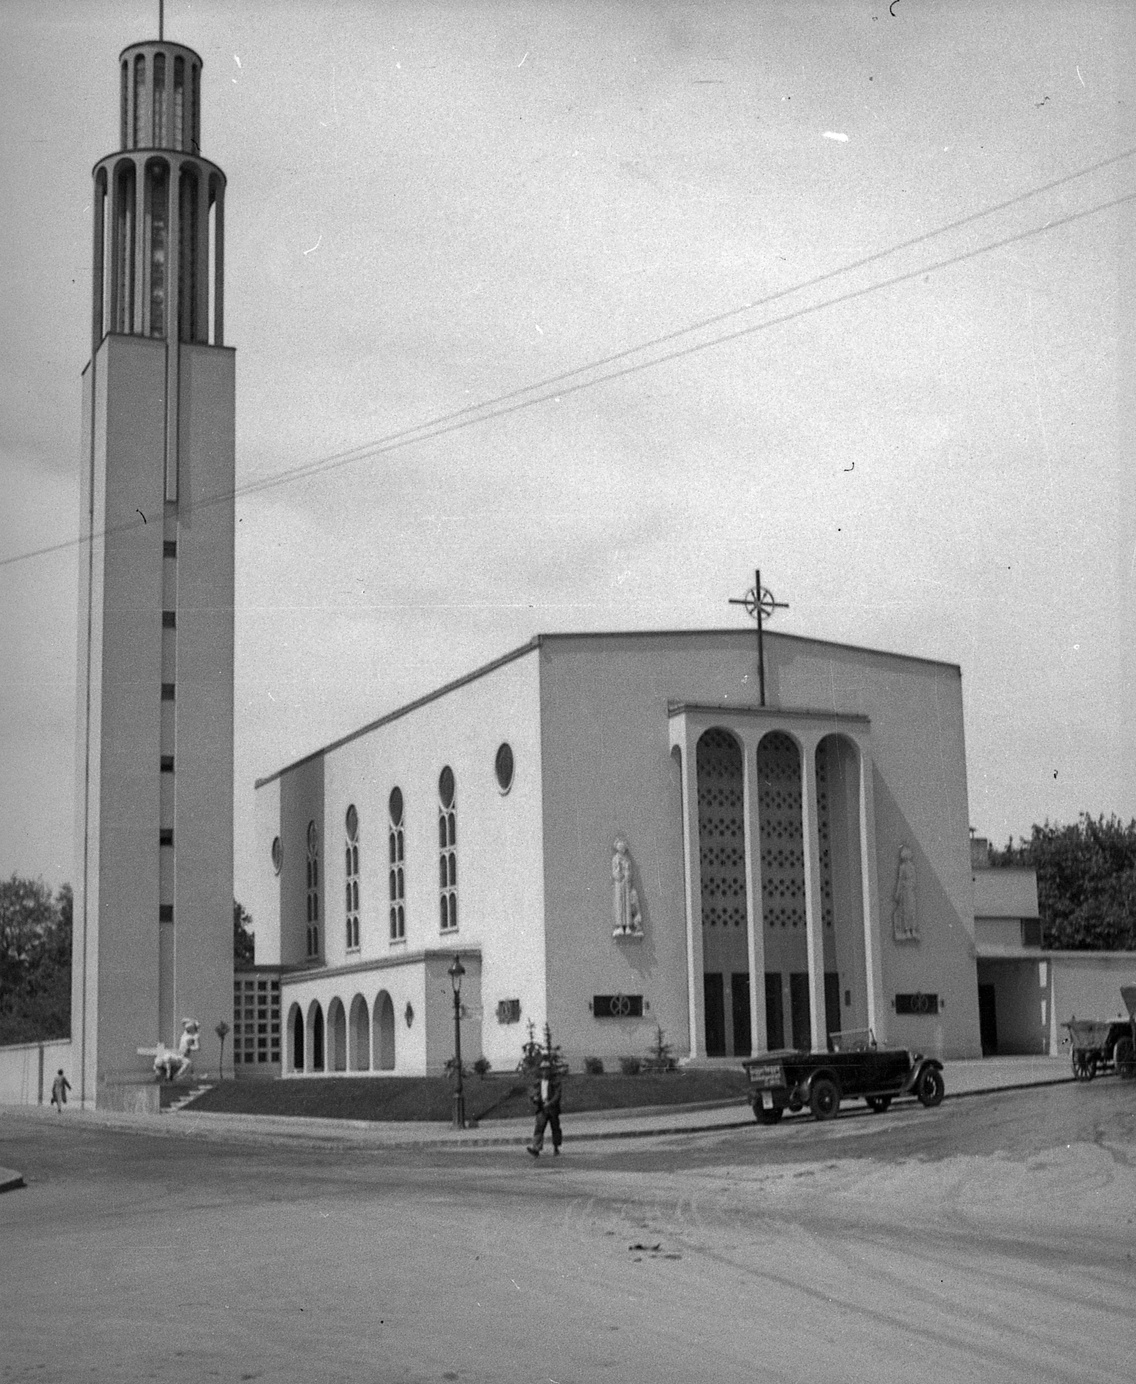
[[892, 845, 919, 941], [612, 838, 643, 938]]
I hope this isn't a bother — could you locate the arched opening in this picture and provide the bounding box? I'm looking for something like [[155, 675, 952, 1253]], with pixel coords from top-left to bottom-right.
[[696, 728, 747, 1057], [327, 997, 347, 1073], [349, 994, 370, 1071], [288, 1003, 303, 1073], [307, 1000, 325, 1072], [112, 160, 136, 333], [757, 731, 808, 1050], [373, 990, 395, 1071], [145, 158, 169, 338], [815, 734, 868, 1042]]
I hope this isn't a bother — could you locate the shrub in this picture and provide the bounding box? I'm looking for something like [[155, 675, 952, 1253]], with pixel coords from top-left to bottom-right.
[[583, 1056, 605, 1075], [643, 1024, 677, 1073], [517, 1019, 568, 1075], [473, 1056, 491, 1077], [619, 1056, 643, 1076]]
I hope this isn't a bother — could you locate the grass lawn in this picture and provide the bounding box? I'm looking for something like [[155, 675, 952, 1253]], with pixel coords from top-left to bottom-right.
[[175, 1068, 751, 1123]]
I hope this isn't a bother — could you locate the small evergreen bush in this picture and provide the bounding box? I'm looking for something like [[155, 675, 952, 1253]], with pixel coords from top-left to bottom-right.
[[619, 1056, 643, 1075], [583, 1056, 604, 1075]]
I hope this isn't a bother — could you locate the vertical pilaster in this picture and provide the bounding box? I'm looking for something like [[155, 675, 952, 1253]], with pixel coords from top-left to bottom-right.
[[800, 733, 826, 1052], [741, 735, 766, 1056], [675, 737, 705, 1059], [858, 747, 886, 1045]]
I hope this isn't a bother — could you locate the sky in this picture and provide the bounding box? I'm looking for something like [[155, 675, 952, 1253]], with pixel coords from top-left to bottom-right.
[[1, 0, 1134, 915]]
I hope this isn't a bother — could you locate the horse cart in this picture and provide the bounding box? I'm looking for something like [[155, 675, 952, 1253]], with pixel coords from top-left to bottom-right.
[[1062, 986, 1136, 1081]]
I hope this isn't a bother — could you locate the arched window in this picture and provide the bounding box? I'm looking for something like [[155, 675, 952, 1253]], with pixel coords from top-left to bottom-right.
[[345, 804, 360, 951], [305, 820, 320, 958], [389, 788, 405, 941], [438, 767, 457, 932]]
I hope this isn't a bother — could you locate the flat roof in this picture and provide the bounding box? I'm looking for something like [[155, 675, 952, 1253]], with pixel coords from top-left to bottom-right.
[[255, 627, 961, 787]]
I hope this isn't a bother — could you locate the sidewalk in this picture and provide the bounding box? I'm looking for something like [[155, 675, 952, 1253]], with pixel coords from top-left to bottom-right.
[[1, 1055, 1076, 1172]]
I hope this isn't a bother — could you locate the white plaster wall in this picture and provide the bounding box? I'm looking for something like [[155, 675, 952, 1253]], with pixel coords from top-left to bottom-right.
[[0, 1040, 73, 1106], [259, 645, 545, 1072]]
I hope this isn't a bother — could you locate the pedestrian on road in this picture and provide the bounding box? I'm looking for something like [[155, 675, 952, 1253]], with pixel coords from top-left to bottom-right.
[[527, 1058, 562, 1157], [51, 1069, 70, 1113]]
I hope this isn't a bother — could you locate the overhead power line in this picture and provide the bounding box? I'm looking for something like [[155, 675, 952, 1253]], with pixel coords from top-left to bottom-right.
[[3, 154, 1134, 572]]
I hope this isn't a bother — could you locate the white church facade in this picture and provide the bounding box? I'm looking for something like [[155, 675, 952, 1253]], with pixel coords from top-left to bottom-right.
[[250, 629, 984, 1076]]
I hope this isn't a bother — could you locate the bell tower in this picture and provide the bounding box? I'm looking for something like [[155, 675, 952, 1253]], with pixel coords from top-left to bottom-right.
[[73, 32, 235, 1109]]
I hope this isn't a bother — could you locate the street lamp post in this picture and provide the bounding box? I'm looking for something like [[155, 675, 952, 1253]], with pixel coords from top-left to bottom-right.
[[448, 955, 466, 1129]]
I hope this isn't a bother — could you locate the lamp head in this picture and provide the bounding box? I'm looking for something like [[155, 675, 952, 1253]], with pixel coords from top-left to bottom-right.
[[448, 955, 465, 993]]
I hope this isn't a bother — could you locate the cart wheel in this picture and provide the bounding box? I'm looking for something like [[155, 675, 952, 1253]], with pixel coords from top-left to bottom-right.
[[916, 1066, 945, 1108], [753, 1105, 784, 1125], [1072, 1051, 1096, 1081], [866, 1095, 892, 1113], [1114, 1036, 1136, 1080], [809, 1077, 840, 1121]]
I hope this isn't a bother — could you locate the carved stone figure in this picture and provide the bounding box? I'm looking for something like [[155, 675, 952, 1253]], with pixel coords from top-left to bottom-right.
[[146, 1018, 201, 1082], [892, 845, 919, 941], [612, 838, 643, 937]]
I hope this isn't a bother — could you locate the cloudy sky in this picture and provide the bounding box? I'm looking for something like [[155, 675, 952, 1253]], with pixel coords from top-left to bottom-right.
[[2, 0, 1133, 911]]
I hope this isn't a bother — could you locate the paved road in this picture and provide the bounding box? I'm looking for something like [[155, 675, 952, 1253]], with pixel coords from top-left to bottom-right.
[[2, 1080, 1134, 1383]]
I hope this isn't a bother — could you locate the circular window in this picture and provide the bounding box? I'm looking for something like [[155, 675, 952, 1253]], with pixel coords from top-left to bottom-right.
[[271, 836, 283, 875], [345, 804, 358, 841], [495, 742, 514, 793], [307, 820, 318, 853], [389, 786, 403, 826], [439, 765, 455, 809]]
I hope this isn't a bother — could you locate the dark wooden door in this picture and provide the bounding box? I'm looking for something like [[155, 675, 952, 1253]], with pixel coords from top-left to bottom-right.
[[764, 973, 784, 1050], [790, 972, 811, 1050], [978, 983, 998, 1056], [704, 973, 726, 1056], [824, 972, 841, 1045], [731, 972, 751, 1056]]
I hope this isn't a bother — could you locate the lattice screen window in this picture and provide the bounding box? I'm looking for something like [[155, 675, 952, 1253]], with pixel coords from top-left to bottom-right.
[[757, 731, 806, 928], [816, 746, 834, 929], [345, 804, 360, 952], [232, 976, 281, 1065], [696, 729, 747, 929]]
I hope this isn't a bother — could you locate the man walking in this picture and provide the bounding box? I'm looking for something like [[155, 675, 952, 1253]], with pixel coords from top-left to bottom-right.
[[526, 1058, 562, 1157], [50, 1069, 70, 1113]]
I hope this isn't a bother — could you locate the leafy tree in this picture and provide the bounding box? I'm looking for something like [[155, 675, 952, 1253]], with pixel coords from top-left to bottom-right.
[[234, 900, 255, 965], [991, 816, 1136, 950], [0, 875, 71, 1044]]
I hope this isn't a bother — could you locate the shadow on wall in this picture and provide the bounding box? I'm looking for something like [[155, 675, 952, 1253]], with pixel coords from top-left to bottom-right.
[[871, 769, 980, 1056]]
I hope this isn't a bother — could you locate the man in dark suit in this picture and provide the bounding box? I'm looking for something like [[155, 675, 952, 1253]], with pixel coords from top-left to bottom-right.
[[527, 1058, 562, 1157]]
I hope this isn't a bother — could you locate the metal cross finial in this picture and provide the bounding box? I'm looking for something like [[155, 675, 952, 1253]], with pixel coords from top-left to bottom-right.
[[729, 568, 788, 707]]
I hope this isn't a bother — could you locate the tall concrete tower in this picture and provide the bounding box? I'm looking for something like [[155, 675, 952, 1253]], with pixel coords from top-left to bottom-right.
[[73, 35, 234, 1110]]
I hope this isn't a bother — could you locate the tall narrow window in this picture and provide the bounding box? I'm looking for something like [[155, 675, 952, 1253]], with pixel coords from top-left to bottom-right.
[[438, 767, 457, 932], [345, 804, 360, 951], [305, 820, 320, 959], [133, 54, 145, 148], [191, 62, 201, 151], [389, 788, 405, 941], [173, 56, 185, 149], [152, 54, 166, 146], [178, 167, 198, 342], [120, 60, 129, 146]]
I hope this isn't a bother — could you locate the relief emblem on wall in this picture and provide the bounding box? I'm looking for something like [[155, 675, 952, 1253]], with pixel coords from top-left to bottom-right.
[[892, 844, 919, 942], [612, 838, 644, 939]]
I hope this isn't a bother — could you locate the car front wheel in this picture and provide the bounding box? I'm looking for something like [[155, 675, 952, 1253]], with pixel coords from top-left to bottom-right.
[[916, 1066, 945, 1108], [809, 1077, 840, 1121]]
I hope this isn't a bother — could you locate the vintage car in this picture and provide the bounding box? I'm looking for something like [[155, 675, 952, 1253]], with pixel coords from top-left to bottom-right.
[[743, 1030, 945, 1123]]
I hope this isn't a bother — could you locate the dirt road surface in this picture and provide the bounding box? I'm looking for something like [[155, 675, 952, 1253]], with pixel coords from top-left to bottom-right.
[[2, 1081, 1134, 1383]]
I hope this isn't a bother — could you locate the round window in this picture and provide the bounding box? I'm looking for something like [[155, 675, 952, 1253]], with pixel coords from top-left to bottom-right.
[[439, 765, 455, 809], [389, 786, 403, 826], [271, 836, 283, 875], [307, 820, 318, 853], [495, 742, 514, 793], [345, 804, 359, 841]]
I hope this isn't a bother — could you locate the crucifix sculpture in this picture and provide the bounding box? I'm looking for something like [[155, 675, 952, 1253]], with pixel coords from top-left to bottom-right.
[[729, 569, 788, 707]]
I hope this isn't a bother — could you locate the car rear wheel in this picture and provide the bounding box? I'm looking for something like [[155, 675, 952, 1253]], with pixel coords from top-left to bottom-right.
[[1072, 1051, 1096, 1081], [809, 1077, 840, 1121], [753, 1105, 784, 1125], [915, 1066, 945, 1108], [866, 1095, 892, 1113], [1114, 1035, 1136, 1079]]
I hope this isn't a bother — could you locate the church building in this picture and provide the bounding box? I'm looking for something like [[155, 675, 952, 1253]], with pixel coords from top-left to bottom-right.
[[250, 628, 983, 1076]]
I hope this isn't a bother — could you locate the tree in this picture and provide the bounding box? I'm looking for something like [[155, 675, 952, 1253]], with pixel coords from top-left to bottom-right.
[[234, 900, 255, 965], [0, 875, 71, 1044], [991, 816, 1136, 950]]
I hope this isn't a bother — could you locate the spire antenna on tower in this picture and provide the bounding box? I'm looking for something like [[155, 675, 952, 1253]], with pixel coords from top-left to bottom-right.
[[159, 1, 164, 41]]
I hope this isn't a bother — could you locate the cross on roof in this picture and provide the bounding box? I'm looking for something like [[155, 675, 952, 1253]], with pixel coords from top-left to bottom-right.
[[729, 569, 788, 707]]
